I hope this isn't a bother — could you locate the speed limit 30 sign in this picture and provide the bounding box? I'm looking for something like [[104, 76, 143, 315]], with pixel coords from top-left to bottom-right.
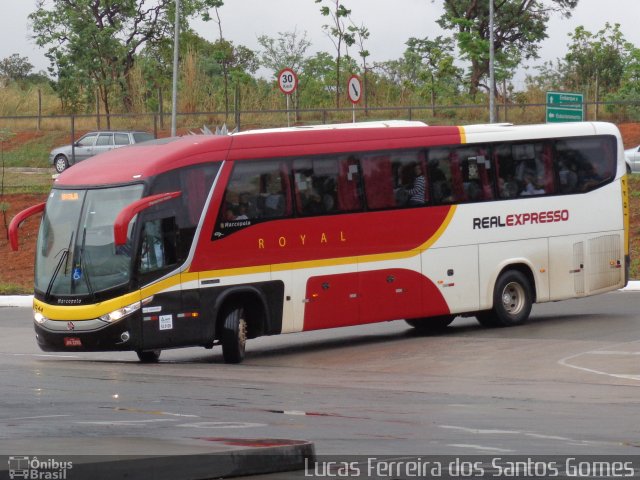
[[277, 68, 298, 95]]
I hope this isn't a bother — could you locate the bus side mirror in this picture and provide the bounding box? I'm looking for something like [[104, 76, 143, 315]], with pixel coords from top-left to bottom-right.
[[9, 202, 46, 251], [113, 191, 182, 246]]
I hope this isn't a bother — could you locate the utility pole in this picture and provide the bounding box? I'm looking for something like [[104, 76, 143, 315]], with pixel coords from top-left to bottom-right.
[[171, 0, 180, 137], [489, 0, 496, 123]]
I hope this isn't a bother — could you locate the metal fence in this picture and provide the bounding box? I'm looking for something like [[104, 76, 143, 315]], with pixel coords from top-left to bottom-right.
[[0, 99, 638, 143]]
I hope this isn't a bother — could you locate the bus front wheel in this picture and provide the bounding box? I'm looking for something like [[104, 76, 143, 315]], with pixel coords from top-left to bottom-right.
[[221, 306, 247, 364], [406, 315, 455, 331], [477, 270, 533, 327], [136, 349, 161, 363]]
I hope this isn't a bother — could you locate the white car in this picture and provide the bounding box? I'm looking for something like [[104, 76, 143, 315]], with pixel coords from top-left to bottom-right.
[[625, 145, 640, 173], [49, 130, 155, 173]]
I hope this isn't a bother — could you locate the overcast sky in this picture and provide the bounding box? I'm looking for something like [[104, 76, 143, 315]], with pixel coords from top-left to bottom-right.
[[2, 0, 639, 89]]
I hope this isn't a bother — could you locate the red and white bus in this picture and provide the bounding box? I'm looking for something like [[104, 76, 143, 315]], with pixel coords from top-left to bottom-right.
[[10, 121, 629, 363]]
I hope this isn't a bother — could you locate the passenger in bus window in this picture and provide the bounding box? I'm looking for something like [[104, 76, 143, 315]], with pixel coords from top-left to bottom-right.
[[405, 163, 426, 206], [260, 174, 285, 217], [558, 160, 578, 193], [578, 163, 601, 191], [238, 193, 257, 219], [520, 173, 545, 196], [499, 173, 519, 198], [428, 162, 450, 204], [304, 190, 326, 215]]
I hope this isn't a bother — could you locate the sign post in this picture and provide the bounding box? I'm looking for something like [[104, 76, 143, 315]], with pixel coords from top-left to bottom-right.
[[277, 68, 298, 127], [546, 91, 584, 123], [347, 75, 362, 123]]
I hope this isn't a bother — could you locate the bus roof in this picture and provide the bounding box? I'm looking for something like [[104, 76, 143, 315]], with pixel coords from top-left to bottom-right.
[[54, 121, 621, 188]]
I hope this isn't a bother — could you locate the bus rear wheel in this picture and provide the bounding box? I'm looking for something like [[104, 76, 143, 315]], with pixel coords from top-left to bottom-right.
[[477, 270, 532, 327], [406, 315, 455, 331], [136, 349, 161, 363], [221, 306, 247, 364]]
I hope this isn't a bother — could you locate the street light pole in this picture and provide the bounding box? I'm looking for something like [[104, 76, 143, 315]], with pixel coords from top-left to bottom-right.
[[489, 0, 496, 123], [171, 0, 181, 137]]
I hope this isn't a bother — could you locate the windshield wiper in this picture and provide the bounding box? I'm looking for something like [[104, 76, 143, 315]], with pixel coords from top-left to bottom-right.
[[45, 232, 74, 301], [77, 227, 95, 301]]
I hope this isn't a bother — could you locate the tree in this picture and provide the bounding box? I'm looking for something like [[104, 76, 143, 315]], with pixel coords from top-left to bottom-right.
[[604, 46, 640, 120], [299, 52, 337, 107], [563, 23, 630, 115], [436, 0, 579, 97], [347, 21, 370, 110], [30, 0, 221, 121], [258, 29, 312, 76], [258, 29, 312, 119], [0, 54, 34, 82], [404, 36, 463, 112], [314, 0, 357, 108]]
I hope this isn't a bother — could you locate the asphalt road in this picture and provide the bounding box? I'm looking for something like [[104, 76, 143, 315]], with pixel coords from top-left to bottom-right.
[[1, 291, 639, 460]]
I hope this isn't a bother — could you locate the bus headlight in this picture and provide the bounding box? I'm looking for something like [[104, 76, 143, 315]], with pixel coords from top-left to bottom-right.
[[99, 301, 141, 323], [34, 312, 48, 325]]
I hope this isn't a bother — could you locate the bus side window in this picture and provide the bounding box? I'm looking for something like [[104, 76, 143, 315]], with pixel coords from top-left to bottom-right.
[[215, 160, 291, 238], [293, 157, 340, 216], [495, 144, 519, 199], [428, 148, 454, 205], [556, 137, 616, 193], [361, 155, 396, 209], [512, 143, 551, 197], [453, 145, 495, 202], [336, 155, 363, 212], [139, 217, 178, 274]]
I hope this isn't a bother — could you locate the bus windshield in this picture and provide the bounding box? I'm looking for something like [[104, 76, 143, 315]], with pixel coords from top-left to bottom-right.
[[35, 185, 144, 297]]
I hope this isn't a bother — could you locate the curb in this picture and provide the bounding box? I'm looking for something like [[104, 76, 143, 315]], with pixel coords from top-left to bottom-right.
[[3, 282, 640, 308], [0, 437, 315, 480]]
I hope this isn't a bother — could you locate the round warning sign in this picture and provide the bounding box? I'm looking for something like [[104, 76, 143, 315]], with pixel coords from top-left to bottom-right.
[[277, 68, 298, 95], [347, 75, 362, 104]]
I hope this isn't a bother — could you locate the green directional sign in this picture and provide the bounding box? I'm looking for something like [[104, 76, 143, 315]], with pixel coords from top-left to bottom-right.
[[546, 91, 584, 123]]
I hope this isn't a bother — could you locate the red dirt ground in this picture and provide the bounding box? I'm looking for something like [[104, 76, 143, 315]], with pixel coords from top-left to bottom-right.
[[2, 124, 640, 292]]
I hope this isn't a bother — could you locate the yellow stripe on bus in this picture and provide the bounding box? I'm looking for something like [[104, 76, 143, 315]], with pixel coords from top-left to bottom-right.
[[36, 206, 458, 321], [622, 175, 629, 256], [458, 126, 467, 144], [214, 206, 457, 276]]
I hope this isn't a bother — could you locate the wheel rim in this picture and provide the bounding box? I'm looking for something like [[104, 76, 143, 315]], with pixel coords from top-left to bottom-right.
[[501, 281, 526, 315], [55, 157, 67, 172], [238, 317, 247, 352]]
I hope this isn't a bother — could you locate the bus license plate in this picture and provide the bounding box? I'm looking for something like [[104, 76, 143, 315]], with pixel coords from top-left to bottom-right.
[[64, 337, 82, 347]]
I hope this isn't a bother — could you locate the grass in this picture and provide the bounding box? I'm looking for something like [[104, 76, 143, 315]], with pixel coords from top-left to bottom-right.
[[0, 282, 30, 295], [0, 168, 53, 194]]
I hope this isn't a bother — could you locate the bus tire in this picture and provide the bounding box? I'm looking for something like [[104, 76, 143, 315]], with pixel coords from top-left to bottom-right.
[[480, 270, 533, 327], [136, 349, 161, 363], [406, 315, 455, 331], [221, 306, 247, 364]]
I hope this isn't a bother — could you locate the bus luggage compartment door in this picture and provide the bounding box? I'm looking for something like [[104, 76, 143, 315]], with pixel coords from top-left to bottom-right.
[[302, 270, 359, 330]]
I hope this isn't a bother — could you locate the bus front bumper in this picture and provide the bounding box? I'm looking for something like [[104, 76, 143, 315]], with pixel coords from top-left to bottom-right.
[[34, 314, 141, 352]]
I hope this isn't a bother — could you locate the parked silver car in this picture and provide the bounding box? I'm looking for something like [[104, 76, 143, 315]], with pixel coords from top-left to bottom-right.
[[49, 130, 155, 173], [625, 145, 640, 173]]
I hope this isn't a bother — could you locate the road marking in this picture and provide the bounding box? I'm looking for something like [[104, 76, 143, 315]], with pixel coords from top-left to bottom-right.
[[0, 353, 80, 358], [76, 419, 176, 426], [440, 425, 520, 435], [1, 415, 71, 421], [447, 443, 514, 453], [440, 425, 593, 446], [106, 406, 199, 418], [558, 340, 640, 382], [177, 422, 266, 429]]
